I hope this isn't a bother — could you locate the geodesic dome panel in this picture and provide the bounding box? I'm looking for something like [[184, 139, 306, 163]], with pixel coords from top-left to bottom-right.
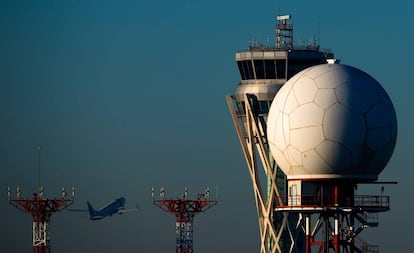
[[267, 63, 397, 180]]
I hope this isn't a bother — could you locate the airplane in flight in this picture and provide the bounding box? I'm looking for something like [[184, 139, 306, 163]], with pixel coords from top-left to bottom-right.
[[87, 197, 139, 220], [70, 197, 138, 220]]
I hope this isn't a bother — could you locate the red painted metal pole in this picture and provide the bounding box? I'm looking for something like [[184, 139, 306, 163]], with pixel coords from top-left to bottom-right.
[[305, 215, 311, 253]]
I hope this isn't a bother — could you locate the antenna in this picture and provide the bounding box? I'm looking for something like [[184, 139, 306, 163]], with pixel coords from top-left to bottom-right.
[[275, 14, 293, 49], [318, 21, 321, 48], [8, 146, 76, 252], [38, 145, 41, 189]]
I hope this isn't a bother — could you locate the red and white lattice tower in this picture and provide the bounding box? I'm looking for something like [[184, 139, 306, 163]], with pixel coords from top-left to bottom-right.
[[8, 185, 75, 253], [152, 187, 217, 253]]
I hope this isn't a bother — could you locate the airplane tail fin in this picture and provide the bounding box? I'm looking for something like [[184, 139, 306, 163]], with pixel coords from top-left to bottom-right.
[[87, 201, 96, 218]]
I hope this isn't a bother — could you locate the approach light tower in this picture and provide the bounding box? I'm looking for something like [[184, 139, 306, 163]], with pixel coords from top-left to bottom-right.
[[8, 185, 75, 253], [226, 14, 333, 253], [152, 187, 217, 253]]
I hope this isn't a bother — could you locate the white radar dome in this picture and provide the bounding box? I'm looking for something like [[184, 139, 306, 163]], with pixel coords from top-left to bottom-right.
[[267, 63, 397, 180]]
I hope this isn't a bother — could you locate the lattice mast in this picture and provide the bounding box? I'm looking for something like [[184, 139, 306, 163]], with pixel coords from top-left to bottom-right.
[[8, 186, 75, 253], [152, 187, 217, 253], [275, 15, 293, 49]]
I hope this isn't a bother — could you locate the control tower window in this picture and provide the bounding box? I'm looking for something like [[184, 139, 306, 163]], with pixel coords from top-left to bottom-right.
[[259, 100, 269, 113], [237, 101, 246, 114], [237, 61, 245, 79], [254, 60, 265, 79], [288, 59, 323, 79], [237, 60, 254, 80], [238, 59, 287, 80], [254, 60, 278, 79], [276, 59, 286, 79], [264, 60, 276, 79]]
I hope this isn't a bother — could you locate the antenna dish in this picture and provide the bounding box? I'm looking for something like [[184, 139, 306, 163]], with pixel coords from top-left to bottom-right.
[[277, 15, 291, 21]]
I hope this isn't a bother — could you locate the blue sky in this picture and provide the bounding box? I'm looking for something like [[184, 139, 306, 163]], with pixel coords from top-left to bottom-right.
[[0, 1, 412, 252]]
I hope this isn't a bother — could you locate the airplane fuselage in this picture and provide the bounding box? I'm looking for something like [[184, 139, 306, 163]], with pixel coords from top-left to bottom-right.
[[87, 197, 126, 220]]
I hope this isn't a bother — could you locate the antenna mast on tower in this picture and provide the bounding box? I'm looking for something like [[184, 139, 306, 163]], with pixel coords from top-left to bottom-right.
[[276, 15, 293, 49], [8, 147, 75, 253]]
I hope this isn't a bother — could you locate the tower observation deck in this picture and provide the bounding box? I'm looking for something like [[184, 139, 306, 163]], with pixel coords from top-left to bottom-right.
[[227, 14, 334, 253]]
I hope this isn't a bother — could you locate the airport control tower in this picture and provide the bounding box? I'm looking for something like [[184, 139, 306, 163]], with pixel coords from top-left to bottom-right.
[[226, 15, 333, 253]]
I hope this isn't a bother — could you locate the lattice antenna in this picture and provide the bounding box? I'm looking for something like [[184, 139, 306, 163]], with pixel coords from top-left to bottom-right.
[[8, 185, 75, 253], [152, 186, 217, 253], [38, 145, 41, 189]]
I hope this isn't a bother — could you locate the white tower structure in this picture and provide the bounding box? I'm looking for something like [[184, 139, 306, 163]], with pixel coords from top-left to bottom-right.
[[267, 62, 397, 253], [226, 15, 333, 253]]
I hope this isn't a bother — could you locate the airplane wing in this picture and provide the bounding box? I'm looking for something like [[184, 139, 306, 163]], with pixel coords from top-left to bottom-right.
[[66, 208, 90, 219], [118, 204, 139, 214], [67, 208, 88, 212]]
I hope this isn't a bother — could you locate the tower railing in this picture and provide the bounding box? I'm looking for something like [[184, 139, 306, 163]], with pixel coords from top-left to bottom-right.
[[237, 45, 332, 53], [354, 236, 379, 253], [275, 194, 389, 209]]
